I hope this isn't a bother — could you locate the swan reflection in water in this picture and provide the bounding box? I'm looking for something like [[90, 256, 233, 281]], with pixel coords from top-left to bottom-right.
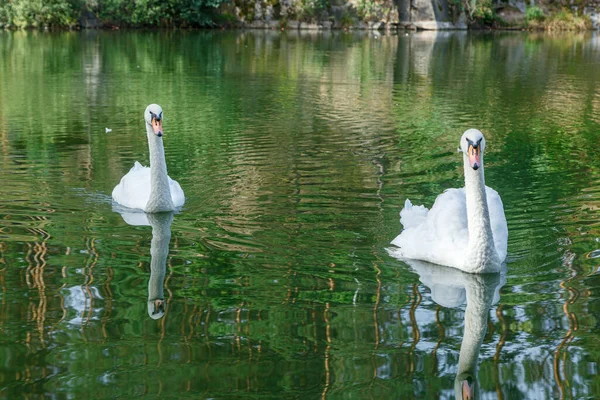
[[116, 209, 174, 320], [405, 259, 505, 399]]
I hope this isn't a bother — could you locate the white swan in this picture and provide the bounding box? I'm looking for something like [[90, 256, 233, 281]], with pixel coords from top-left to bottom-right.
[[112, 104, 185, 213], [390, 129, 508, 274], [402, 259, 505, 399]]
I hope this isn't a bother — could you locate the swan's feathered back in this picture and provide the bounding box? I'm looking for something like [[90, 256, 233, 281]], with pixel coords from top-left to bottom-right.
[[391, 187, 507, 270], [112, 161, 184, 211]]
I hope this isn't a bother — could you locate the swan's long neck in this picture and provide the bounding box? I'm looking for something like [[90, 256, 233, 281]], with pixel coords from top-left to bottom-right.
[[147, 212, 173, 319], [463, 158, 500, 273], [145, 124, 174, 213]]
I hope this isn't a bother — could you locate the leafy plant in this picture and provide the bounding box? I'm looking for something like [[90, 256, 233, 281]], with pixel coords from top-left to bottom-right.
[[460, 0, 501, 26], [353, 0, 384, 22], [545, 9, 591, 30], [293, 0, 328, 22], [0, 0, 227, 28], [97, 0, 225, 27], [0, 0, 82, 28], [340, 12, 353, 29], [525, 6, 545, 22]]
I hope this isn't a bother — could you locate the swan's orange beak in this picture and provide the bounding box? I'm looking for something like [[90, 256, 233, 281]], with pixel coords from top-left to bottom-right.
[[462, 379, 475, 400], [151, 117, 163, 137], [468, 144, 481, 170], [153, 299, 165, 315]]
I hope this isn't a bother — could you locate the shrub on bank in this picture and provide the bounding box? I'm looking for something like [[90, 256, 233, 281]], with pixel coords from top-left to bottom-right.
[[545, 9, 591, 30], [0, 0, 81, 28], [0, 0, 227, 28], [525, 5, 545, 23], [0, 0, 596, 29], [96, 0, 227, 27], [526, 8, 592, 30]]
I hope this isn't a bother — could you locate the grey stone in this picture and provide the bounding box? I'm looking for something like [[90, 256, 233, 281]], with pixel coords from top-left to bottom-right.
[[254, 1, 265, 20], [300, 22, 320, 30], [319, 21, 333, 29], [368, 21, 384, 30], [265, 4, 274, 21], [248, 20, 266, 29], [286, 20, 300, 29], [265, 20, 280, 29], [584, 5, 600, 29], [508, 0, 527, 14], [79, 9, 100, 28]]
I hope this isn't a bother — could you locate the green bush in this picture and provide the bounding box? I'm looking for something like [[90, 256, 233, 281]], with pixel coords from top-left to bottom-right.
[[526, 7, 591, 30], [545, 9, 591, 30], [0, 0, 228, 28], [462, 0, 499, 26], [97, 0, 226, 27], [525, 6, 545, 22], [0, 0, 82, 28], [353, 0, 387, 22], [293, 0, 328, 22]]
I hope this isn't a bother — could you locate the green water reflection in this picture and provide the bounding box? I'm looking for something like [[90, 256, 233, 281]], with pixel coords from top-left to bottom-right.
[[0, 30, 599, 399]]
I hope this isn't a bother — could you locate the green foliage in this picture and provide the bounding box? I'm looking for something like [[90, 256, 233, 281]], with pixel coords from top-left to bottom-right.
[[0, 0, 82, 28], [526, 7, 592, 30], [0, 0, 227, 28], [545, 9, 591, 30], [340, 11, 353, 28], [462, 0, 499, 26], [352, 0, 386, 22], [97, 0, 225, 27], [293, 0, 328, 22], [525, 5, 545, 22], [472, 6, 497, 25]]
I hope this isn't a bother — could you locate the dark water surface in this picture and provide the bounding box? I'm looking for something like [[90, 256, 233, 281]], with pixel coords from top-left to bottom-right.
[[1, 30, 599, 399]]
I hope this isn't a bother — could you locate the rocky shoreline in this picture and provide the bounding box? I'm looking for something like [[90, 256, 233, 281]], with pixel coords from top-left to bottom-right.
[[216, 0, 600, 31]]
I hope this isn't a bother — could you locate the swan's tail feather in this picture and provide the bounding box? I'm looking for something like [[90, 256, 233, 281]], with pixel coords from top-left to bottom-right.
[[400, 198, 428, 229], [386, 246, 406, 260], [130, 161, 145, 172]]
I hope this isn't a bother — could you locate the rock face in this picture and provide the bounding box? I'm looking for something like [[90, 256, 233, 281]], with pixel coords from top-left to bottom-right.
[[585, 1, 600, 29], [402, 0, 467, 30], [238, 0, 600, 30], [245, 0, 468, 30]]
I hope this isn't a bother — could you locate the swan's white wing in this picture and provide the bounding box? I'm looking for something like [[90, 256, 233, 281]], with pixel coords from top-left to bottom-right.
[[391, 188, 468, 269], [169, 178, 185, 208], [391, 186, 508, 268], [486, 186, 508, 262], [112, 162, 152, 211], [112, 161, 185, 211]]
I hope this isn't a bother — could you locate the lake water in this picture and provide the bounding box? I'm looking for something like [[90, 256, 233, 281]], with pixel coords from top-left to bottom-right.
[[0, 29, 599, 399]]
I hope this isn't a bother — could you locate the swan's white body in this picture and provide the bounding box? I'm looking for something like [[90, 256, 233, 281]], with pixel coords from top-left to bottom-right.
[[390, 129, 508, 273], [112, 104, 185, 213], [112, 161, 184, 211]]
